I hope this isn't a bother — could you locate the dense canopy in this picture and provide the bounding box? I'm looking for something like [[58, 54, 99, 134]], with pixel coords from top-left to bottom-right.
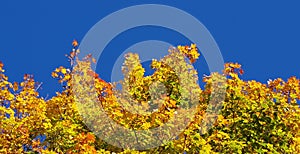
[[0, 43, 299, 153]]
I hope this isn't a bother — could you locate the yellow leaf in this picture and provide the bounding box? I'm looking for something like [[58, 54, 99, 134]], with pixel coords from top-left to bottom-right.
[[61, 68, 67, 74]]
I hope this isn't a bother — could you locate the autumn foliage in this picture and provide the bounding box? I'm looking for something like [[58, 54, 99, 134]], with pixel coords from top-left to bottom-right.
[[0, 43, 300, 153]]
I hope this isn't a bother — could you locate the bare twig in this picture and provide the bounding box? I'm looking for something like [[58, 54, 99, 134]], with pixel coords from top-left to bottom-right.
[[35, 82, 43, 91]]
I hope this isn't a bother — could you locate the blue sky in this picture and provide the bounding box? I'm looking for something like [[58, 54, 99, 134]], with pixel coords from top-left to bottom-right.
[[0, 1, 299, 98]]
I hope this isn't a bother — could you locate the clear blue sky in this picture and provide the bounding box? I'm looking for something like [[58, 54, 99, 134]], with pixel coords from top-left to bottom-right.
[[0, 1, 299, 98]]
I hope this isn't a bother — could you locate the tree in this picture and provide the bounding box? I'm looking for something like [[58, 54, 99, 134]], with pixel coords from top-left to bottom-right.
[[0, 43, 299, 153]]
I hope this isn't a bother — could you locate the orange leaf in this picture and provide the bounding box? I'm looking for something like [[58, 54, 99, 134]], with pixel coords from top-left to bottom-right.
[[51, 72, 58, 78], [92, 58, 96, 64], [72, 39, 78, 47], [13, 82, 18, 91], [86, 133, 95, 143]]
